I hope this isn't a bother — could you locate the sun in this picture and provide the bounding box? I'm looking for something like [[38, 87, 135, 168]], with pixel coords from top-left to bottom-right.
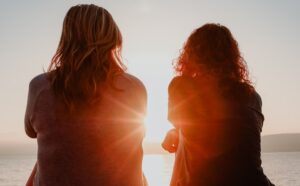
[[143, 108, 173, 143]]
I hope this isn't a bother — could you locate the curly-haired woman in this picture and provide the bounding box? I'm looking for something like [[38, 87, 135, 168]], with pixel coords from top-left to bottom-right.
[[162, 23, 274, 186]]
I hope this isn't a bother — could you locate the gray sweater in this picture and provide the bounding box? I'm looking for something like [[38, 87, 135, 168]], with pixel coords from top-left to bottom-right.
[[25, 72, 147, 186]]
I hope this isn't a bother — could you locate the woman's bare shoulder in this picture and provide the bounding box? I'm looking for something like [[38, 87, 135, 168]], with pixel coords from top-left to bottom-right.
[[112, 73, 147, 96], [168, 76, 195, 93], [29, 73, 48, 87], [28, 73, 50, 95]]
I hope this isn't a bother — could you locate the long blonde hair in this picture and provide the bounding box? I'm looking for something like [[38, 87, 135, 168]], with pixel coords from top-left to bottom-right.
[[48, 4, 126, 110]]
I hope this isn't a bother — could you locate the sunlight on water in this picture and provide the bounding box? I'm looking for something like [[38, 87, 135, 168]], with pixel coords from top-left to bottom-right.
[[0, 155, 36, 186], [143, 154, 174, 186], [0, 153, 299, 186], [142, 153, 300, 186]]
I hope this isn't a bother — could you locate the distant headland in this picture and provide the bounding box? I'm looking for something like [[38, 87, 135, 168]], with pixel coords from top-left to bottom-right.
[[261, 133, 300, 152]]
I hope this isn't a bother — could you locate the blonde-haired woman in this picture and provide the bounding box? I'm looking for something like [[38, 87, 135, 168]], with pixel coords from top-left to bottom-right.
[[25, 4, 147, 185]]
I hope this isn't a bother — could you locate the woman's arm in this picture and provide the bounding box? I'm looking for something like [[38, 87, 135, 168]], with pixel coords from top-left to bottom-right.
[[167, 76, 198, 128], [24, 80, 37, 138], [163, 77, 200, 153], [167, 77, 184, 129]]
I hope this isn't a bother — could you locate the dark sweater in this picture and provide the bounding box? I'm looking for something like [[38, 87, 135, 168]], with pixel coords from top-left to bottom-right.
[[168, 76, 274, 186], [25, 73, 147, 186]]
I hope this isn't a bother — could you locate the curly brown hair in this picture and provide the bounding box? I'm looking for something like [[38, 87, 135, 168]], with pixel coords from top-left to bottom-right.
[[175, 23, 253, 98], [48, 4, 126, 110]]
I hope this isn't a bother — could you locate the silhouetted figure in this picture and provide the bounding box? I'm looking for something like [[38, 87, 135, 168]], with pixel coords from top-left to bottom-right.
[[162, 23, 274, 186], [25, 4, 147, 186]]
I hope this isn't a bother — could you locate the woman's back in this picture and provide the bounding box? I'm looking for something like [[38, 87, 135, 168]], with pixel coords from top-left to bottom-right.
[[164, 23, 274, 186], [168, 76, 272, 186], [25, 72, 147, 186]]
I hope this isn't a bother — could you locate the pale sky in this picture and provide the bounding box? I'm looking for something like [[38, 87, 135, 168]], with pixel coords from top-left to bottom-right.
[[0, 0, 299, 147]]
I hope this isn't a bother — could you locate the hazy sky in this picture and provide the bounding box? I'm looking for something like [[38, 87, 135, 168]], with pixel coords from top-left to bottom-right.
[[0, 0, 299, 146]]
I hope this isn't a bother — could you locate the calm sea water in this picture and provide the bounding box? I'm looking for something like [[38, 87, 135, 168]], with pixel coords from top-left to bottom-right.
[[0, 152, 299, 186]]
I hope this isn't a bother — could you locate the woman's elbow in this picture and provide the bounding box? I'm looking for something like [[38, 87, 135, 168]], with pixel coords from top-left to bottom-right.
[[25, 125, 37, 138]]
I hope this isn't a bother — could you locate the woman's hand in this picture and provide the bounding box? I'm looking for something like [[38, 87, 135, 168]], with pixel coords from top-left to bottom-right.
[[161, 129, 179, 153]]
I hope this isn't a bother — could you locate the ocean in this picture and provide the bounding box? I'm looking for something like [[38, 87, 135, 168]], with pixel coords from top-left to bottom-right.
[[0, 152, 299, 186]]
